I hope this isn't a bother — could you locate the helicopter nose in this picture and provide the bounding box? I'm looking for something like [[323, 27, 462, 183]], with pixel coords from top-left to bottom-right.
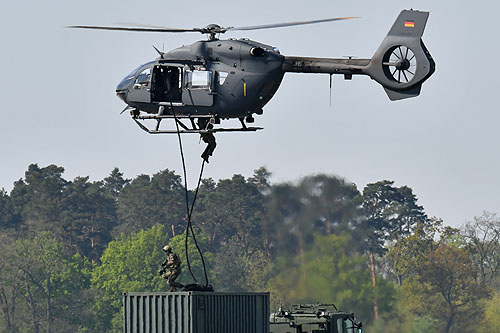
[[116, 90, 127, 102]]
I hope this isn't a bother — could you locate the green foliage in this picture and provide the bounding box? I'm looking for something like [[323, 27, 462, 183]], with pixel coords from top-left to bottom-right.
[[0, 233, 24, 332], [212, 236, 247, 291], [13, 164, 67, 236], [402, 240, 488, 333], [371, 316, 437, 333], [195, 174, 265, 256], [167, 231, 214, 286], [1, 164, 498, 332], [60, 176, 118, 261], [248, 166, 272, 194], [408, 316, 437, 333], [0, 189, 15, 229], [265, 175, 363, 258], [461, 211, 500, 288], [115, 170, 185, 237], [209, 235, 271, 292], [478, 292, 500, 333], [362, 180, 401, 255], [269, 233, 396, 324], [361, 181, 430, 322], [5, 164, 118, 261], [362, 180, 429, 256], [103, 167, 129, 201], [387, 218, 442, 285], [368, 288, 438, 333], [91, 225, 168, 331], [244, 251, 273, 292], [5, 231, 92, 332]]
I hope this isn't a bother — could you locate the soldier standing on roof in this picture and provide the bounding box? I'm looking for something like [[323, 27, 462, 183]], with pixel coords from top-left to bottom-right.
[[159, 245, 183, 291]]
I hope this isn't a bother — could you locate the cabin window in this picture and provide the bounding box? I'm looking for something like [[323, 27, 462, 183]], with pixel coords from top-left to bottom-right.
[[185, 70, 212, 89], [218, 71, 228, 85]]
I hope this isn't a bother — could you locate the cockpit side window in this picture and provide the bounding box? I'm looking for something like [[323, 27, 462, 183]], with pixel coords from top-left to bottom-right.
[[185, 70, 212, 89], [134, 68, 151, 88]]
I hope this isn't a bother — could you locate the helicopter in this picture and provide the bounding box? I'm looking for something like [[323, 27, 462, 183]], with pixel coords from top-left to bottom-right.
[[70, 9, 434, 138]]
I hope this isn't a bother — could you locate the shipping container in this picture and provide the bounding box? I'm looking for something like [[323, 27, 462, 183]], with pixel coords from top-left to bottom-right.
[[123, 291, 270, 333]]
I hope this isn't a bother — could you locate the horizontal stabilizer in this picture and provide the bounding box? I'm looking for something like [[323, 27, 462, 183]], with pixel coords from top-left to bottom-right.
[[384, 85, 421, 101]]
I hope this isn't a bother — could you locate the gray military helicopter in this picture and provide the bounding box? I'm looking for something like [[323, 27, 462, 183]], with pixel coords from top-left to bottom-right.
[[71, 9, 434, 137]]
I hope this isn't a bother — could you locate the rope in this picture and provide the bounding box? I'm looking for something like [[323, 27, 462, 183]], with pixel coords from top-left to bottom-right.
[[169, 96, 210, 287], [187, 160, 210, 287], [170, 107, 198, 283]]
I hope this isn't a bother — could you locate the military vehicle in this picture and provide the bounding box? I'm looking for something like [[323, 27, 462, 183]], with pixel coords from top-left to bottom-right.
[[270, 304, 362, 333]]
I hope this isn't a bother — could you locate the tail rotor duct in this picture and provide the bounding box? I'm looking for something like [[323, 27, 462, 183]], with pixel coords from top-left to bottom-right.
[[382, 45, 417, 84]]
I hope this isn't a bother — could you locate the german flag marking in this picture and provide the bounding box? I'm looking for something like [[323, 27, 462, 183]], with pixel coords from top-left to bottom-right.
[[405, 21, 415, 28]]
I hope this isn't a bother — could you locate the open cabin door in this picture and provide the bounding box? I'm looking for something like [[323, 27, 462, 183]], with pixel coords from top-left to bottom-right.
[[151, 65, 183, 104]]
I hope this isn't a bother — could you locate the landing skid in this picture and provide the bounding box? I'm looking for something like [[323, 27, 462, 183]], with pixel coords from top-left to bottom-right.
[[131, 113, 263, 134]]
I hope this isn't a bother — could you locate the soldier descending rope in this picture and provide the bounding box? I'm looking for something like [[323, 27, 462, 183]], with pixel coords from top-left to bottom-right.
[[159, 245, 183, 291]]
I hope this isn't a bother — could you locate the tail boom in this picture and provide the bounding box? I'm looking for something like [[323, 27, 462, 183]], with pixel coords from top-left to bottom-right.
[[282, 9, 435, 100], [282, 57, 370, 75]]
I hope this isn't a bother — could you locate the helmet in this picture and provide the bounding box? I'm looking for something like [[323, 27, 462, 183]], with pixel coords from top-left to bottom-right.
[[163, 245, 172, 252]]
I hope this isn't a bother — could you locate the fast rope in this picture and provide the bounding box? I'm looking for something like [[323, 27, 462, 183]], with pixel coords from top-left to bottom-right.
[[171, 106, 210, 288], [187, 160, 209, 286]]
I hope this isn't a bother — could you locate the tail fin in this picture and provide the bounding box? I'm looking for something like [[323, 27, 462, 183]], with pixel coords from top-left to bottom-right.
[[366, 10, 435, 100]]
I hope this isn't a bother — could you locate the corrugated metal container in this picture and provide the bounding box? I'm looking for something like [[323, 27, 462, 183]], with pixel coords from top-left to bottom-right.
[[123, 291, 270, 333]]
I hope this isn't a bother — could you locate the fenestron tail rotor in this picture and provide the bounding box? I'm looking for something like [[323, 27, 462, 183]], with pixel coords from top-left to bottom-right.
[[382, 46, 417, 84]]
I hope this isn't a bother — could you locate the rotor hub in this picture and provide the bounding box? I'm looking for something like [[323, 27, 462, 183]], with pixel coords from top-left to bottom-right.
[[203, 24, 224, 40], [204, 24, 222, 31], [395, 58, 411, 71]]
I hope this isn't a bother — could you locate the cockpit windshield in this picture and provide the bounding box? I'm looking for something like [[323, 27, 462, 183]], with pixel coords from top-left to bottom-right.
[[127, 60, 156, 78], [116, 60, 156, 91]]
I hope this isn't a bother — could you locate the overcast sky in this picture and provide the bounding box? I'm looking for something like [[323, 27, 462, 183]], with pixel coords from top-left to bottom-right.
[[1, 0, 498, 227]]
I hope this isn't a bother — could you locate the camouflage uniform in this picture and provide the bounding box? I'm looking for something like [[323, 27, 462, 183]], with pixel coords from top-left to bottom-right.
[[160, 245, 183, 291], [198, 119, 217, 163], [201, 132, 216, 163]]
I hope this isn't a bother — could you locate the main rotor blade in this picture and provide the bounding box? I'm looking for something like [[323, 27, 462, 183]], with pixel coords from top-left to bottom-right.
[[115, 22, 182, 29], [67, 25, 203, 33], [227, 16, 357, 31]]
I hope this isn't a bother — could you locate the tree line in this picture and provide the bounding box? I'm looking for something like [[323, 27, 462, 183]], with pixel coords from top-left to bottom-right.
[[0, 164, 498, 332]]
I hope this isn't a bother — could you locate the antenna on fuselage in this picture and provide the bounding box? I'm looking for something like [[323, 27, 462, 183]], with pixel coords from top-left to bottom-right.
[[153, 45, 165, 59]]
